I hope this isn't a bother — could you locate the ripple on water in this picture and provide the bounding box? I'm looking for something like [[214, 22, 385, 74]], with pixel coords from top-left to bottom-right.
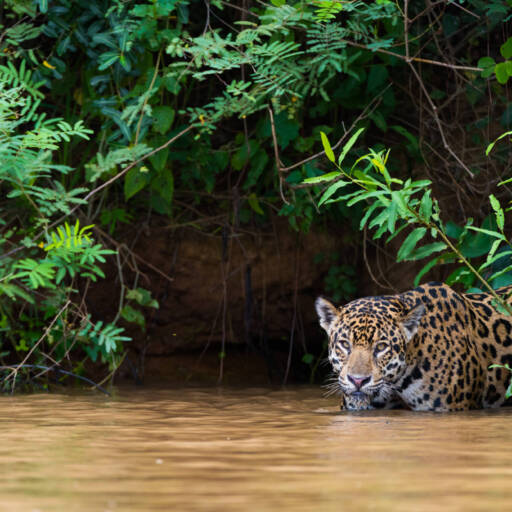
[[1, 387, 512, 511]]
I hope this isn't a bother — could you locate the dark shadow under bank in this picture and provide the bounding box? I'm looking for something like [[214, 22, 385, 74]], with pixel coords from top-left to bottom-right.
[[114, 343, 329, 388]]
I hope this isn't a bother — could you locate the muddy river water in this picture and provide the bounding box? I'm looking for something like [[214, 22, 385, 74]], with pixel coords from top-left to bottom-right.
[[2, 387, 512, 511]]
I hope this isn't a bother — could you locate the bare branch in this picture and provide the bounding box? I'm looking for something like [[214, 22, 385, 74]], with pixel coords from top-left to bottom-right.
[[342, 39, 482, 72], [268, 105, 290, 205]]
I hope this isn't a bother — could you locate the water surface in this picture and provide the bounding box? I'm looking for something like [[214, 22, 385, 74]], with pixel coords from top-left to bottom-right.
[[2, 387, 512, 511]]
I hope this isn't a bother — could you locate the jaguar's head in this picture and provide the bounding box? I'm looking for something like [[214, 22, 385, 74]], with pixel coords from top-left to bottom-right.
[[315, 295, 425, 410]]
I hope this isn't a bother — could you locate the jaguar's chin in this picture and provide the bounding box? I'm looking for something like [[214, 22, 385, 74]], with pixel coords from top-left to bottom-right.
[[342, 391, 374, 411]]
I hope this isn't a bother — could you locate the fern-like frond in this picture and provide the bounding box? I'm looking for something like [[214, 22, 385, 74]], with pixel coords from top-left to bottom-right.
[[0, 61, 44, 100], [85, 143, 149, 182]]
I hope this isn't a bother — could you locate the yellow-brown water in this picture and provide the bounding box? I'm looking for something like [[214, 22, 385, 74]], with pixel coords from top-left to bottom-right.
[[2, 387, 512, 511]]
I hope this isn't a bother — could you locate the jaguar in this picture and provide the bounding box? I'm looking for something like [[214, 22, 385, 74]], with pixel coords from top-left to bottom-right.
[[315, 282, 512, 411]]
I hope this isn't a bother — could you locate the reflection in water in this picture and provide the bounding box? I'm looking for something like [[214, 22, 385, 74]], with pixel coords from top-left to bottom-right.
[[1, 388, 512, 511]]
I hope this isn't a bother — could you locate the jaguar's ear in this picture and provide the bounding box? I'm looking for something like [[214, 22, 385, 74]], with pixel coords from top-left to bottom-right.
[[401, 303, 425, 342], [315, 297, 338, 333]]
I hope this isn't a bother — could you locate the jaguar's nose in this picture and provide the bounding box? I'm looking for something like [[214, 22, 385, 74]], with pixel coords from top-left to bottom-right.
[[347, 374, 371, 390]]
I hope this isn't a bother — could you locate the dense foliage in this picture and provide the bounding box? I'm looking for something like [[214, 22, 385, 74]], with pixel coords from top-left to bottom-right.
[[0, 0, 511, 388]]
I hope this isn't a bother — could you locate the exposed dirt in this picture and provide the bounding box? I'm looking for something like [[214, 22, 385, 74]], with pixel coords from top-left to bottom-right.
[[87, 215, 430, 385], [87, 216, 350, 383]]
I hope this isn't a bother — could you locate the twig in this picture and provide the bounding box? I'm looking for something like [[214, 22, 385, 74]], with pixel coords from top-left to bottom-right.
[[284, 240, 300, 384], [217, 225, 232, 384], [203, 0, 211, 34], [282, 91, 386, 174], [404, 0, 410, 62], [447, 0, 480, 19], [363, 227, 396, 292], [83, 126, 193, 202], [95, 351, 127, 388], [410, 1, 479, 23], [4, 300, 70, 393], [407, 62, 473, 176], [218, 0, 258, 17], [113, 248, 126, 324], [134, 50, 162, 144], [341, 39, 482, 72], [268, 105, 290, 205], [402, 1, 468, 180], [90, 223, 175, 285], [0, 364, 111, 396]]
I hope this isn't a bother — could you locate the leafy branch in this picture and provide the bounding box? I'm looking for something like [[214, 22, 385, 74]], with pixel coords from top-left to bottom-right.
[[304, 130, 512, 314]]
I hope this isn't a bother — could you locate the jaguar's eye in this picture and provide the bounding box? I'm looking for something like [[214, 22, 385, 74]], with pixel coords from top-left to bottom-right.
[[375, 342, 388, 353], [340, 339, 351, 351]]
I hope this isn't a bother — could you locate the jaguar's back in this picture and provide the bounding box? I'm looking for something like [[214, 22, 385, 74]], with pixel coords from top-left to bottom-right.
[[464, 285, 512, 407]]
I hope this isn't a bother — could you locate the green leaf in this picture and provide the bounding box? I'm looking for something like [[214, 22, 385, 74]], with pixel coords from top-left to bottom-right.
[[369, 111, 387, 132], [346, 189, 388, 207], [488, 239, 504, 262], [56, 266, 66, 284], [495, 62, 509, 84], [302, 353, 314, 364], [466, 226, 505, 240], [481, 66, 495, 79], [396, 227, 427, 262], [501, 38, 512, 59], [408, 242, 447, 261], [414, 257, 440, 287], [490, 297, 512, 316], [489, 364, 511, 371], [318, 180, 350, 206], [446, 267, 472, 287], [325, 189, 361, 205], [124, 166, 150, 200], [338, 127, 364, 166], [320, 131, 335, 163], [149, 146, 169, 173], [386, 201, 398, 233], [479, 248, 512, 272], [0, 283, 35, 304], [231, 140, 258, 171], [368, 204, 393, 231], [120, 305, 146, 329], [37, 0, 48, 12], [445, 221, 464, 239], [303, 171, 341, 184], [98, 53, 120, 71], [271, 0, 285, 5], [366, 65, 389, 93], [152, 106, 175, 135], [390, 190, 409, 216], [262, 114, 298, 149], [479, 56, 496, 78], [385, 221, 409, 243], [419, 190, 433, 221], [391, 125, 419, 152], [151, 170, 174, 204], [486, 130, 512, 155], [353, 170, 378, 190], [489, 265, 512, 284], [478, 56, 496, 69], [244, 150, 269, 189], [126, 288, 159, 308], [489, 194, 504, 231], [359, 201, 381, 229], [248, 193, 264, 215], [373, 221, 389, 239], [505, 377, 512, 399]]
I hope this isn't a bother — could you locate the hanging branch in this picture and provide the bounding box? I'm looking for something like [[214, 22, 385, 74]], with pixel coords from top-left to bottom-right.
[[268, 105, 290, 205]]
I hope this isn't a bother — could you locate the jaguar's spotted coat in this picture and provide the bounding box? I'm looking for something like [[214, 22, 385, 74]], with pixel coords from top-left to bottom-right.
[[316, 282, 512, 411]]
